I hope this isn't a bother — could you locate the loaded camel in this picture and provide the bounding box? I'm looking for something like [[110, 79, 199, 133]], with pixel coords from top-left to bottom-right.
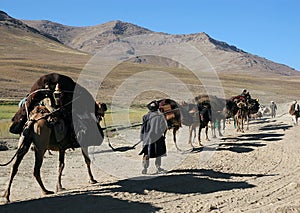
[[157, 98, 211, 149], [2, 73, 107, 202], [178, 101, 210, 147], [231, 95, 260, 132], [169, 95, 228, 149], [2, 101, 106, 202]]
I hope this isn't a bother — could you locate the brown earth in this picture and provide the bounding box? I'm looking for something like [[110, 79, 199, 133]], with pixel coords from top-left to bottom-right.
[[0, 103, 300, 212]]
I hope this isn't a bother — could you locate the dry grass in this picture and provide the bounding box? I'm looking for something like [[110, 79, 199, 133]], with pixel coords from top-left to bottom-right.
[[1, 24, 300, 139]]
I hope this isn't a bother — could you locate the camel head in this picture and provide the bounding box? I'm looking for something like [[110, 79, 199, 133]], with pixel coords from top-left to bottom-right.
[[95, 102, 107, 122]]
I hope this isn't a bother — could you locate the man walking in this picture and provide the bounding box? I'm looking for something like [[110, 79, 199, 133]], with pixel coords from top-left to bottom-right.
[[139, 100, 168, 174], [289, 100, 300, 125], [270, 101, 277, 118]]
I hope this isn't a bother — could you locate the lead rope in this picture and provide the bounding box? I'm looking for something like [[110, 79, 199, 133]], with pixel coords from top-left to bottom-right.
[[102, 116, 116, 151], [24, 101, 29, 120]]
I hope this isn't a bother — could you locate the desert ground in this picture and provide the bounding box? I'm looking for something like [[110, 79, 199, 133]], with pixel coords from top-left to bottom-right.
[[0, 102, 300, 212]]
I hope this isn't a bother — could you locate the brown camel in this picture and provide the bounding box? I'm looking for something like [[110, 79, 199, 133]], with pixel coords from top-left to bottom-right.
[[2, 102, 106, 203], [157, 99, 182, 150], [234, 100, 248, 132], [231, 95, 260, 132], [178, 101, 208, 147]]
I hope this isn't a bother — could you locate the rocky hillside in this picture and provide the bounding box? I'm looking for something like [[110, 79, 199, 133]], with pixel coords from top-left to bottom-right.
[[23, 19, 153, 54], [0, 11, 60, 43], [0, 11, 90, 99], [23, 17, 299, 76]]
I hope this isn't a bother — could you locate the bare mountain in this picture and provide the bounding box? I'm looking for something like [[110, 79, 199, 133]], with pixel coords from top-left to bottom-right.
[[1, 10, 300, 101], [23, 18, 299, 76], [0, 10, 90, 99], [23, 19, 153, 54], [0, 11, 61, 43]]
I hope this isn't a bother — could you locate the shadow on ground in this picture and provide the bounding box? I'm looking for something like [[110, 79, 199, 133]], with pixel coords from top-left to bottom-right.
[[101, 168, 261, 195], [0, 168, 267, 212], [0, 193, 160, 213]]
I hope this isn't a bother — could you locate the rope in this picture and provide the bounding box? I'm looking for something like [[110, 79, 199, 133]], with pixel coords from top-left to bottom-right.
[[103, 107, 183, 152], [0, 149, 19, 166], [0, 122, 34, 167], [102, 116, 115, 151]]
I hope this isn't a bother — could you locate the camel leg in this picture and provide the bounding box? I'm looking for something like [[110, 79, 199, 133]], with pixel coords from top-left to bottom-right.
[[33, 149, 54, 195], [218, 119, 223, 137], [222, 118, 226, 131], [188, 126, 195, 148], [211, 122, 217, 138], [235, 116, 240, 132], [192, 127, 197, 144], [56, 149, 66, 192], [198, 127, 203, 146], [241, 118, 244, 133], [2, 137, 31, 203], [205, 126, 210, 141], [81, 147, 97, 184], [172, 127, 181, 151]]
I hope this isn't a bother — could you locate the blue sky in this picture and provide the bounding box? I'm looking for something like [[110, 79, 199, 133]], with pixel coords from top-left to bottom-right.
[[1, 0, 299, 71]]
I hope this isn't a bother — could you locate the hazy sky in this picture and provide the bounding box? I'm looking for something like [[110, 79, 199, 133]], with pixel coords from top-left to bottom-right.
[[1, 0, 299, 71]]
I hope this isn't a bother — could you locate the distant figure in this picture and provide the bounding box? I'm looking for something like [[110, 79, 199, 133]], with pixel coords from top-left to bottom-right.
[[241, 89, 251, 101], [139, 100, 168, 174], [270, 101, 277, 118], [289, 100, 300, 125]]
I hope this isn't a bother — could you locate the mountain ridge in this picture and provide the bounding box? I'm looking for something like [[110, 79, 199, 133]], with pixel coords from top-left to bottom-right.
[[22, 17, 298, 75], [1, 10, 300, 103], [1, 10, 299, 76]]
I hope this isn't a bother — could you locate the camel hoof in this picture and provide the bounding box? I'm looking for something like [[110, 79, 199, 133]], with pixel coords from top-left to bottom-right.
[[89, 179, 97, 184], [43, 190, 55, 195], [56, 187, 66, 192], [0, 196, 10, 204]]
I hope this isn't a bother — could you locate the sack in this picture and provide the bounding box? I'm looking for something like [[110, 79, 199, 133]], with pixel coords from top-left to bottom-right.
[[53, 119, 67, 142], [159, 104, 175, 120]]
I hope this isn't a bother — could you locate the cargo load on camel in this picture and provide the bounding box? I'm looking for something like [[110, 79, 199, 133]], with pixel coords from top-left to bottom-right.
[[10, 72, 107, 147]]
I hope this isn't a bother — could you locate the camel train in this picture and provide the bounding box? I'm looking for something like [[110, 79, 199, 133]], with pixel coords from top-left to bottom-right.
[[1, 73, 260, 202], [157, 94, 259, 149]]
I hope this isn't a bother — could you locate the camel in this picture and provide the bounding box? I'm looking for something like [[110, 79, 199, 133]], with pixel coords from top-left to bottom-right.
[[194, 95, 228, 139], [234, 100, 248, 132], [154, 96, 236, 149], [178, 101, 202, 147], [2, 102, 107, 203], [231, 96, 260, 132], [157, 99, 182, 150], [178, 101, 211, 147]]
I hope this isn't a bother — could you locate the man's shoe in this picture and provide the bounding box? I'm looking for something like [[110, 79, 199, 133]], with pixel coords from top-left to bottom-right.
[[142, 168, 147, 174], [156, 167, 167, 174]]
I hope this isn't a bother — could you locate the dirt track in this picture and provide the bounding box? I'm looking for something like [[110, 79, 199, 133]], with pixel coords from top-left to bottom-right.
[[0, 103, 300, 212]]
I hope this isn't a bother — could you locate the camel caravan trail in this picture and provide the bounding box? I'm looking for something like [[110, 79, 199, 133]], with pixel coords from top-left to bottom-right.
[[0, 73, 300, 212]]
